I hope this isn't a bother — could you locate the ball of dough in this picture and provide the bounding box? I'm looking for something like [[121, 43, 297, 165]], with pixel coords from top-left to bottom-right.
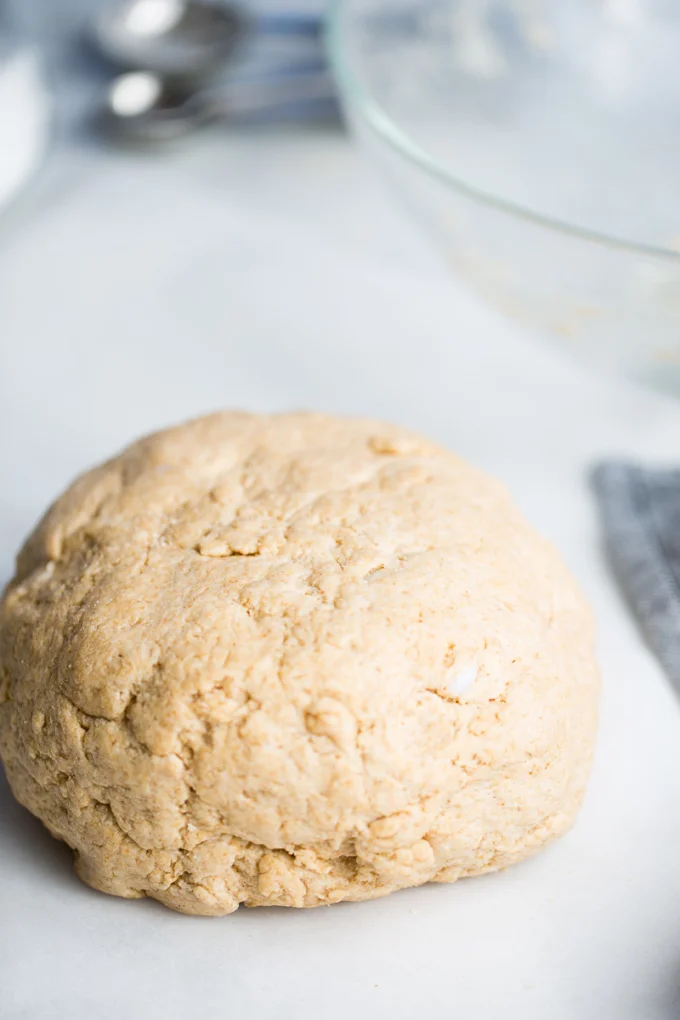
[[0, 413, 599, 915]]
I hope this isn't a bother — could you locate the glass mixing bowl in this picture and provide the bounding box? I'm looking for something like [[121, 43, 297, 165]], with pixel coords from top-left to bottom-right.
[[328, 0, 680, 393]]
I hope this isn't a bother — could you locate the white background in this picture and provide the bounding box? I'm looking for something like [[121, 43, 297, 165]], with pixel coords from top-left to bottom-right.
[[2, 3, 680, 1017]]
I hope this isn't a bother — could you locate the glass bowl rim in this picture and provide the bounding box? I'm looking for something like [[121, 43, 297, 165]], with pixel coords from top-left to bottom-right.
[[325, 0, 680, 262]]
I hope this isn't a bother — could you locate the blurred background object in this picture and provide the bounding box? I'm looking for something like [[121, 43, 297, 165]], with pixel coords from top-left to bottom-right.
[[91, 0, 326, 79], [101, 66, 335, 141], [92, 0, 249, 78], [329, 0, 680, 394], [92, 0, 337, 140], [0, 1, 49, 215]]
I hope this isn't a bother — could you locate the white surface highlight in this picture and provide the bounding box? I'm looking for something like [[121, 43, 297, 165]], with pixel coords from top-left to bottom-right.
[[109, 71, 162, 117], [124, 0, 184, 37], [444, 664, 478, 696]]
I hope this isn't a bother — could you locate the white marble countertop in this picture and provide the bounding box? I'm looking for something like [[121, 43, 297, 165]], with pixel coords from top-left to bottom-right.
[[3, 5, 680, 1018]]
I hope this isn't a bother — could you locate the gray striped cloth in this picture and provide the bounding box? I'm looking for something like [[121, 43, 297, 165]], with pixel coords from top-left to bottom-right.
[[592, 462, 680, 686]]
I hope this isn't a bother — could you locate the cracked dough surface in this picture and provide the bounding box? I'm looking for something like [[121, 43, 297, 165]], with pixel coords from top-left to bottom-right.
[[0, 412, 599, 915]]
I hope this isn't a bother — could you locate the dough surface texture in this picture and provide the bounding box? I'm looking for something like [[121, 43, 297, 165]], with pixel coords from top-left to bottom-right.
[[0, 412, 599, 914]]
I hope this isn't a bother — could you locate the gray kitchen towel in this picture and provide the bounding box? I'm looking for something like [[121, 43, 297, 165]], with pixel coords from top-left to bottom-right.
[[592, 462, 680, 685]]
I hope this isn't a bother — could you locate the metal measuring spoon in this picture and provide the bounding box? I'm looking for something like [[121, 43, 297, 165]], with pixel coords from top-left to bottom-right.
[[92, 0, 248, 78], [92, 0, 323, 79], [101, 69, 338, 142]]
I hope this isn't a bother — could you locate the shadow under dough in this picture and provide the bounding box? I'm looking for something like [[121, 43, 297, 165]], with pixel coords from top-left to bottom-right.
[[0, 765, 77, 888]]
